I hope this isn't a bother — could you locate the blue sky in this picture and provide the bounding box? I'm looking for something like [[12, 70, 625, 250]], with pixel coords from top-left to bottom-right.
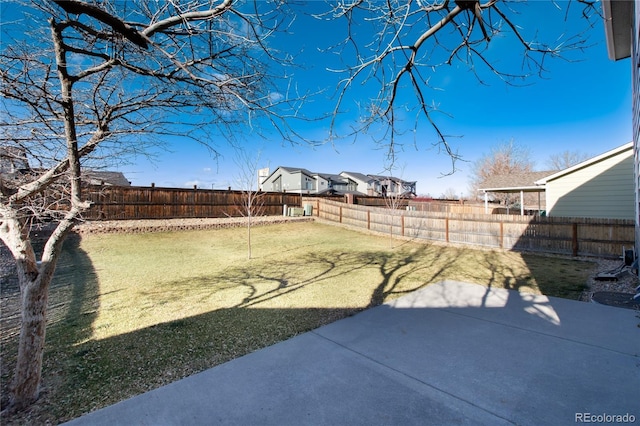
[[114, 1, 632, 197]]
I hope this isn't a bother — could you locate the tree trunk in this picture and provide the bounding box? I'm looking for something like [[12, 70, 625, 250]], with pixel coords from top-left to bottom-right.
[[6, 227, 70, 412], [10, 273, 50, 410], [247, 213, 252, 260], [1, 212, 74, 412]]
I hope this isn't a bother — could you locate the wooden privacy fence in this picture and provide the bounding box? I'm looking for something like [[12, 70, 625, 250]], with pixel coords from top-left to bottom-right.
[[304, 195, 529, 216], [304, 198, 634, 259], [83, 185, 301, 220]]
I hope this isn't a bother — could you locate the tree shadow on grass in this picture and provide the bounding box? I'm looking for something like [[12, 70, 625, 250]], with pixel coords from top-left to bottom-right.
[[366, 245, 463, 307], [46, 234, 100, 344], [137, 244, 462, 313], [468, 250, 594, 300]]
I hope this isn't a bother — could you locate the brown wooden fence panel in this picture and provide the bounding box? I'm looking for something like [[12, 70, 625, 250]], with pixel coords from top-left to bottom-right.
[[315, 200, 342, 223], [448, 217, 502, 248], [83, 185, 302, 220], [308, 199, 634, 258], [404, 215, 447, 241], [341, 203, 369, 228], [368, 211, 403, 236]]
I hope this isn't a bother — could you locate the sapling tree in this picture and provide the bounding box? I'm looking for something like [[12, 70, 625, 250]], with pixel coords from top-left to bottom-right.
[[0, 0, 303, 412], [380, 167, 415, 248], [232, 149, 265, 260]]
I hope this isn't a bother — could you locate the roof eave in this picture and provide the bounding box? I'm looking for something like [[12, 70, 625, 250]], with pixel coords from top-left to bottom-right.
[[478, 186, 545, 193], [602, 0, 633, 60]]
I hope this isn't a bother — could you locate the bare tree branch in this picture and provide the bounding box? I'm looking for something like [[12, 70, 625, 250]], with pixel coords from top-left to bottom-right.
[[323, 0, 597, 171]]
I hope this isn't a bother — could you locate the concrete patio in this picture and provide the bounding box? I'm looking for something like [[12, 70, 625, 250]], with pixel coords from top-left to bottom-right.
[[64, 281, 640, 425]]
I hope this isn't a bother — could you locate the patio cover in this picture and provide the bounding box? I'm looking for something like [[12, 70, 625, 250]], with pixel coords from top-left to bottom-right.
[[478, 171, 555, 216]]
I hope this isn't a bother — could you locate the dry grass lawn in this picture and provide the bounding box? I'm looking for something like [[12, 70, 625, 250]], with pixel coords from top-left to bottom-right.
[[1, 221, 596, 424]]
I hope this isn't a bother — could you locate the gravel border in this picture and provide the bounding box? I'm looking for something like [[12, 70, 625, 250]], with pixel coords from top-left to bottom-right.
[[581, 257, 639, 308], [74, 215, 313, 235]]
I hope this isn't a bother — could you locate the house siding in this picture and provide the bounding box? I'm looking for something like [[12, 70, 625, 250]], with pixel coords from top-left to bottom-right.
[[339, 172, 370, 194], [314, 175, 328, 192], [263, 168, 314, 193], [545, 151, 634, 220], [356, 183, 368, 193], [633, 2, 640, 253]]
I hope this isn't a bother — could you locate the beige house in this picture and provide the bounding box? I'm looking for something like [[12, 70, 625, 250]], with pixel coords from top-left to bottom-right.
[[535, 142, 634, 220]]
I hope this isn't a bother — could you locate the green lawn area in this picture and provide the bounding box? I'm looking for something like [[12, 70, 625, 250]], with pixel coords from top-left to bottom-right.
[[1, 221, 595, 424]]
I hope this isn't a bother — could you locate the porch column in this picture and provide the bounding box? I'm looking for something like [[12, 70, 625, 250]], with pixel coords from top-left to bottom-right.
[[484, 191, 488, 214], [538, 192, 541, 214], [520, 190, 524, 216]]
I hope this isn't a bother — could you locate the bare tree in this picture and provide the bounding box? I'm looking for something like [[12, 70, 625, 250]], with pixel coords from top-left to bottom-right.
[[468, 139, 534, 203], [379, 167, 413, 248], [441, 187, 459, 200], [321, 0, 598, 170], [0, 0, 303, 412], [232, 149, 265, 260], [547, 150, 592, 170], [384, 187, 401, 247]]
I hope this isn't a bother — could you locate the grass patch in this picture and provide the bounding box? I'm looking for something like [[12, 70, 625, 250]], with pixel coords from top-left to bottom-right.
[[1, 221, 595, 424]]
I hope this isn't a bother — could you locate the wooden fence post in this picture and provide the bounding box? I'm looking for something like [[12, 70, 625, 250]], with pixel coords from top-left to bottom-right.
[[401, 215, 405, 237], [500, 221, 504, 249], [572, 223, 578, 257], [340, 205, 343, 223], [445, 217, 449, 243], [367, 210, 371, 230]]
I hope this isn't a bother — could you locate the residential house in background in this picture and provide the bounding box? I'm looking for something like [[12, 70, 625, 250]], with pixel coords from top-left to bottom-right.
[[314, 172, 358, 194], [260, 166, 416, 197], [0, 146, 30, 175], [602, 0, 639, 250], [0, 147, 31, 194], [535, 142, 634, 220], [0, 146, 130, 188], [478, 143, 634, 219], [83, 170, 131, 187], [339, 172, 375, 194], [260, 167, 323, 193], [339, 171, 417, 197], [367, 174, 417, 197]]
